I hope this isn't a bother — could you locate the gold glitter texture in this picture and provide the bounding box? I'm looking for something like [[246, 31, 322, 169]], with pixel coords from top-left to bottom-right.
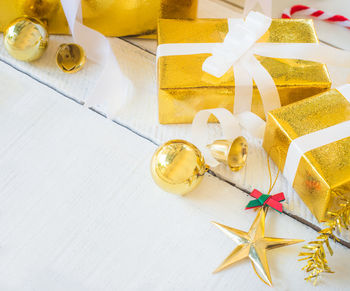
[[263, 89, 350, 222], [0, 0, 197, 37], [157, 18, 331, 124]]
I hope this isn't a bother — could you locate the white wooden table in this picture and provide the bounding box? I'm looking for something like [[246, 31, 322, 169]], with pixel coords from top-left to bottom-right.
[[0, 0, 350, 290]]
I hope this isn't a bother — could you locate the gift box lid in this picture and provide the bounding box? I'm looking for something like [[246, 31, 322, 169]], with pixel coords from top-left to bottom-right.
[[157, 18, 331, 90]]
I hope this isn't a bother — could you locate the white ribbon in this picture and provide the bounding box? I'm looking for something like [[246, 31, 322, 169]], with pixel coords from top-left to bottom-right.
[[192, 84, 350, 172], [60, 0, 133, 118], [157, 11, 350, 117], [283, 84, 350, 185], [191, 108, 265, 167], [244, 0, 272, 17]]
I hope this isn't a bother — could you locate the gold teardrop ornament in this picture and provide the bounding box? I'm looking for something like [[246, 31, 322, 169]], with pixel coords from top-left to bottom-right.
[[56, 43, 86, 73], [151, 140, 207, 195], [4, 17, 48, 62]]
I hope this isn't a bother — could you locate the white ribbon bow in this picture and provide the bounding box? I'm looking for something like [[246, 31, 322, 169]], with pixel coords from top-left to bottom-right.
[[244, 0, 272, 17], [202, 12, 280, 115], [157, 11, 350, 118], [60, 0, 133, 118]]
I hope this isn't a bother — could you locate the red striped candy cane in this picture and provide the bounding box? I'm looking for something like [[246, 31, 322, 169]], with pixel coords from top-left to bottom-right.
[[282, 5, 350, 30]]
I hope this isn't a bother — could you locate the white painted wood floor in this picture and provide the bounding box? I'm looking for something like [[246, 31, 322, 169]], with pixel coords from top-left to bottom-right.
[[0, 0, 349, 290]]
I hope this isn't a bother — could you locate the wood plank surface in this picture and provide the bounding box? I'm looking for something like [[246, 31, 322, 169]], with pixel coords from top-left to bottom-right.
[[0, 61, 349, 290], [1, 0, 349, 242], [0, 0, 350, 289]]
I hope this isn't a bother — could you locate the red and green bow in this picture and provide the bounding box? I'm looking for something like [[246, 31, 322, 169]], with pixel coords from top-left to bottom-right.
[[245, 189, 285, 213]]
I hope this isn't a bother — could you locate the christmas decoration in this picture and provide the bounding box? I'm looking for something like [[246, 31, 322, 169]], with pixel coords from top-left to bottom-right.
[[282, 5, 350, 30], [0, 0, 198, 37], [151, 108, 304, 285], [245, 189, 285, 213], [151, 136, 247, 195], [157, 13, 332, 124], [213, 151, 303, 286], [213, 207, 303, 286], [56, 43, 86, 73], [206, 137, 248, 172], [245, 156, 285, 213], [263, 85, 350, 222], [3, 16, 48, 61], [59, 0, 133, 118], [151, 140, 207, 195], [151, 106, 253, 196], [299, 190, 350, 284]]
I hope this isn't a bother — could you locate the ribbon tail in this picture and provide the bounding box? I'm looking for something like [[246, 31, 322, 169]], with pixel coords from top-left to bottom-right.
[[87, 57, 134, 118], [272, 192, 285, 202], [244, 55, 281, 117], [60, 0, 133, 118], [237, 111, 266, 139], [233, 63, 253, 114], [266, 198, 283, 213]]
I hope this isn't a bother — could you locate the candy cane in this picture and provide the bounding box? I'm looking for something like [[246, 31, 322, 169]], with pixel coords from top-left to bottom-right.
[[282, 5, 350, 30]]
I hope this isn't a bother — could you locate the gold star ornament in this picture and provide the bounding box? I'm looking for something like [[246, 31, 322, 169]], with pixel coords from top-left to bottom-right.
[[212, 207, 303, 286]]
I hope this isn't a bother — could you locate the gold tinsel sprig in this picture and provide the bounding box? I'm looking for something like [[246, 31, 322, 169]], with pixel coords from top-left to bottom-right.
[[299, 195, 350, 285], [298, 234, 334, 285]]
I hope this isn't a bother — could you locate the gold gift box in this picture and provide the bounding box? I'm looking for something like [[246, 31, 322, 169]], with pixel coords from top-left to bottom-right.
[[263, 89, 350, 222], [0, 0, 197, 37], [157, 18, 331, 124]]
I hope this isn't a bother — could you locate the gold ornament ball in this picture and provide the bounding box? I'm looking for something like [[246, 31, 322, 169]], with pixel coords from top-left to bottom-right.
[[151, 140, 207, 195], [4, 17, 48, 62]]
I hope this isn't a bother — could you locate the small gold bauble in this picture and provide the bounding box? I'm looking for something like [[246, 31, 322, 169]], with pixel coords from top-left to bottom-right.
[[56, 43, 86, 73], [4, 17, 48, 62], [151, 140, 207, 195]]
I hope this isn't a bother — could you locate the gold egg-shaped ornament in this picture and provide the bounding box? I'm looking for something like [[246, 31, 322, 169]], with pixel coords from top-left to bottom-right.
[[4, 17, 48, 62], [56, 43, 86, 73], [151, 140, 207, 195]]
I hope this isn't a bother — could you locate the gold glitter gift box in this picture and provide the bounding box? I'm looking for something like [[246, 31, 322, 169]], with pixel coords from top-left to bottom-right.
[[157, 18, 331, 124], [263, 88, 350, 222], [0, 0, 197, 37]]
